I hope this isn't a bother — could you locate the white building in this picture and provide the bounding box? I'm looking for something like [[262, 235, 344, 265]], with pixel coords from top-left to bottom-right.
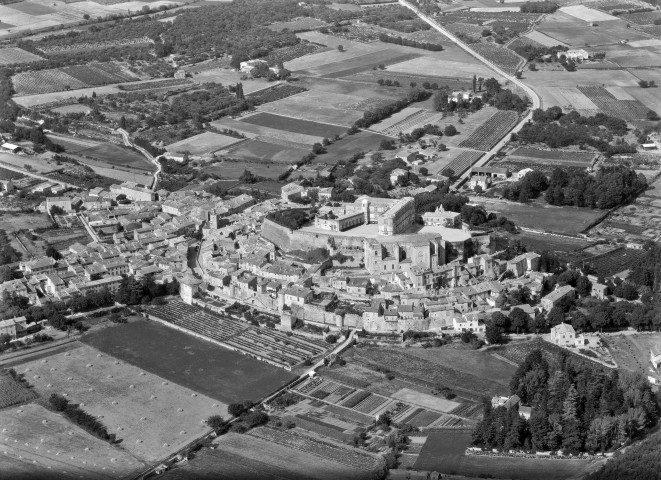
[[550, 322, 576, 347]]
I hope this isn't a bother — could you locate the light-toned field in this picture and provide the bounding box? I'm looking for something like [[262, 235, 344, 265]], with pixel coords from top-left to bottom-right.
[[0, 47, 43, 65], [606, 333, 661, 375], [51, 104, 92, 114], [559, 5, 618, 22], [13, 69, 87, 95], [287, 37, 380, 71], [17, 344, 227, 463], [391, 387, 460, 413], [523, 30, 568, 47], [212, 116, 326, 146], [536, 12, 650, 47], [256, 95, 363, 126], [161, 431, 377, 480], [0, 403, 147, 479], [0, 0, 185, 38], [469, 197, 605, 235], [13, 84, 123, 108], [388, 56, 495, 80], [190, 68, 272, 94], [0, 212, 52, 233], [165, 131, 244, 155], [224, 139, 308, 163]]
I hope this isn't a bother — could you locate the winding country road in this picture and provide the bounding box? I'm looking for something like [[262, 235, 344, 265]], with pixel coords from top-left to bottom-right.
[[116, 128, 161, 190], [399, 0, 542, 186]]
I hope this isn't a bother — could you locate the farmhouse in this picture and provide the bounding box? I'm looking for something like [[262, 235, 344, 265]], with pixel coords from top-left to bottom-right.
[[0, 316, 27, 339], [389, 168, 409, 186], [550, 322, 576, 347], [541, 285, 575, 311], [469, 175, 491, 191], [560, 49, 590, 60], [517, 168, 534, 180], [239, 59, 268, 74], [1, 142, 20, 153], [470, 167, 509, 179], [46, 196, 73, 213]]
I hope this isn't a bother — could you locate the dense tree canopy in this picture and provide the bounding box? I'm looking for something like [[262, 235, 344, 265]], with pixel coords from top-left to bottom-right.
[[473, 350, 659, 455]]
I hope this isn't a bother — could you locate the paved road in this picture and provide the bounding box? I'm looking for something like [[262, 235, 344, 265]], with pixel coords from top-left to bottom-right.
[[116, 128, 161, 190], [398, 0, 542, 186]]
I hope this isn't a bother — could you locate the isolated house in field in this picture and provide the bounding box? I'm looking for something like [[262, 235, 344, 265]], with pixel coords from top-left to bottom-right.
[[651, 347, 661, 369], [239, 59, 268, 74], [550, 322, 576, 347], [517, 168, 534, 180], [561, 49, 589, 61], [470, 167, 509, 180]]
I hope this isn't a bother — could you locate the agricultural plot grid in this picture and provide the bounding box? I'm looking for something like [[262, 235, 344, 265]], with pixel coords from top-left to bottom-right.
[[458, 110, 519, 151], [577, 86, 651, 120]]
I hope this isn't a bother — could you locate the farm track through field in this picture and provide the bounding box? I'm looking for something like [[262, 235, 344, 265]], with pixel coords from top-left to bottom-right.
[[398, 0, 542, 187]]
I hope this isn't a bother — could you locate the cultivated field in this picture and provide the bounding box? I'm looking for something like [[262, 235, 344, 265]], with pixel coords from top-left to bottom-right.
[[318, 130, 390, 165], [387, 56, 496, 80], [17, 343, 225, 463], [0, 403, 147, 480], [161, 431, 378, 480], [165, 131, 244, 156], [13, 62, 138, 95], [471, 43, 523, 75], [0, 370, 37, 408], [207, 159, 291, 179], [536, 11, 650, 47], [242, 112, 347, 137], [49, 136, 154, 171], [0, 47, 43, 65], [212, 116, 325, 147], [577, 85, 651, 120], [504, 230, 592, 253], [469, 197, 605, 235], [82, 320, 296, 404], [268, 17, 328, 32], [345, 346, 514, 400], [415, 431, 593, 479], [0, 212, 52, 233], [225, 139, 309, 164], [256, 94, 364, 126], [458, 110, 519, 151]]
